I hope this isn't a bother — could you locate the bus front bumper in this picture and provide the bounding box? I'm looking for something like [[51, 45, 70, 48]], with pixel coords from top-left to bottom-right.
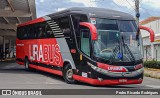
[[73, 74, 143, 86]]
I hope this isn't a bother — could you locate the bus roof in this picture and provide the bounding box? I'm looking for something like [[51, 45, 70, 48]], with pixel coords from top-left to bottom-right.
[[48, 7, 135, 20], [18, 7, 135, 27], [18, 17, 45, 27]]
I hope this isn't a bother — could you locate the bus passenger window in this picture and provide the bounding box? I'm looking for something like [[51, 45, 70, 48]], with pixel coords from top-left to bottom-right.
[[17, 28, 22, 40], [30, 25, 36, 39], [38, 28, 43, 38], [45, 24, 54, 38], [27, 27, 31, 39], [38, 27, 45, 38], [36, 22, 46, 39], [23, 27, 28, 39], [34, 24, 39, 39]]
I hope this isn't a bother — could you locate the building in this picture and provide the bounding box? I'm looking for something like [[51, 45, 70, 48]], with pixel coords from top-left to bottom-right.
[[0, 0, 36, 58], [140, 16, 160, 61]]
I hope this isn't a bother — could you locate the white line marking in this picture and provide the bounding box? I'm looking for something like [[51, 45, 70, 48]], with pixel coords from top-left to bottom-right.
[[146, 85, 160, 88]]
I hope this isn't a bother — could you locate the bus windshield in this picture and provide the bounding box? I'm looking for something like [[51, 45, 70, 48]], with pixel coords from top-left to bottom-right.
[[92, 18, 143, 63]]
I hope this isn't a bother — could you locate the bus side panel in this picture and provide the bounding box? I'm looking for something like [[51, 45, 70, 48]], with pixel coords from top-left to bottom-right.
[[24, 40, 31, 60], [29, 64, 63, 76], [24, 39, 38, 70], [17, 38, 65, 75], [36, 38, 63, 66], [16, 39, 25, 65], [23, 38, 64, 71], [55, 38, 77, 69]]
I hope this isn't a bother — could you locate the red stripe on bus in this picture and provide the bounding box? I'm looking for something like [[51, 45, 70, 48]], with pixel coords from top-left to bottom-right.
[[73, 75, 142, 85], [80, 22, 98, 40], [16, 61, 24, 65], [97, 62, 128, 72], [29, 64, 63, 76], [18, 17, 45, 27]]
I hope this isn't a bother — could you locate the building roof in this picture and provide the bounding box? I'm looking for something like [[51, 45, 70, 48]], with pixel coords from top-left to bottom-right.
[[48, 7, 135, 20], [0, 0, 36, 44], [140, 16, 160, 25]]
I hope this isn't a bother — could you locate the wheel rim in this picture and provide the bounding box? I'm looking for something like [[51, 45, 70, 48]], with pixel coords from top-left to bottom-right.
[[66, 69, 73, 81]]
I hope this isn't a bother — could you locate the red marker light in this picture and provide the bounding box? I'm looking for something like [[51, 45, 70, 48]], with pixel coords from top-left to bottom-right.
[[134, 64, 143, 70], [71, 49, 76, 53]]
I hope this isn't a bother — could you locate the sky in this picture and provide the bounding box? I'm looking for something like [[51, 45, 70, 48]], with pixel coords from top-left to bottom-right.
[[35, 0, 160, 21]]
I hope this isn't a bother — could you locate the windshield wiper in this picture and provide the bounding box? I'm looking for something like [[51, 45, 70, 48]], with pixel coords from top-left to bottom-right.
[[109, 33, 122, 64], [108, 44, 121, 64], [124, 44, 136, 62], [121, 36, 136, 63]]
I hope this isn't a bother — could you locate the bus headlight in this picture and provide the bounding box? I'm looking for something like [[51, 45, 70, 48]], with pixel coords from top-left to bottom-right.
[[87, 62, 103, 72]]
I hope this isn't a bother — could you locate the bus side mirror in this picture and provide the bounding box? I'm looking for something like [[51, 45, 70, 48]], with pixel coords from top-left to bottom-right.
[[79, 22, 98, 40], [139, 26, 155, 42]]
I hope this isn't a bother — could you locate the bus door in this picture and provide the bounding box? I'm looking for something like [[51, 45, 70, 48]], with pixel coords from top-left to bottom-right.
[[77, 22, 97, 77], [77, 27, 92, 76]]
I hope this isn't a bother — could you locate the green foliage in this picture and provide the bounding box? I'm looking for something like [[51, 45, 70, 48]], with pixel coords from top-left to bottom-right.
[[144, 61, 160, 69]]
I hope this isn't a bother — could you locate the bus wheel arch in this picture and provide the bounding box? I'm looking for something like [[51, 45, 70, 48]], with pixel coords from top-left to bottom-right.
[[62, 61, 77, 84]]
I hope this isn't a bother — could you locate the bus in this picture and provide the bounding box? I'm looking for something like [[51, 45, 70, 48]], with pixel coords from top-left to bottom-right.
[[16, 7, 154, 85]]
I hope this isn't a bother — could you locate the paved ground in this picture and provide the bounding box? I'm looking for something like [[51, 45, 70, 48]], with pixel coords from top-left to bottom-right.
[[0, 61, 160, 98]]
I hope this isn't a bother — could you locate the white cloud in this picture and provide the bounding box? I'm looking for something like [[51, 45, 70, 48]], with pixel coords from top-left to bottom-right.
[[57, 8, 67, 11], [40, 0, 44, 2], [69, 0, 97, 7], [142, 0, 160, 8]]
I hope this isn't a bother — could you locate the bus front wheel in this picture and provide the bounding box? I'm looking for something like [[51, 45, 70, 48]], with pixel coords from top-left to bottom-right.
[[63, 64, 77, 84]]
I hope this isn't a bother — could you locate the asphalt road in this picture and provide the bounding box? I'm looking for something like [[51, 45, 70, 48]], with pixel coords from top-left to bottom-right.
[[0, 61, 160, 98]]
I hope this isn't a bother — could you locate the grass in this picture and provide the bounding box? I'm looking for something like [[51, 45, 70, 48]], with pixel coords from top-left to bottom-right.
[[144, 68, 160, 79], [144, 73, 160, 79]]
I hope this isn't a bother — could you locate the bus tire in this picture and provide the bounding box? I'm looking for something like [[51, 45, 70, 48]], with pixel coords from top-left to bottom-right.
[[24, 58, 29, 71], [63, 64, 77, 84], [24, 58, 35, 72]]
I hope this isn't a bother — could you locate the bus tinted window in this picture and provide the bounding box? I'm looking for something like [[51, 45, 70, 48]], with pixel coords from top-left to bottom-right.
[[17, 28, 21, 40], [17, 22, 55, 40], [30, 26, 35, 39], [95, 18, 118, 30], [72, 15, 88, 33], [54, 16, 71, 38], [45, 24, 54, 38], [72, 15, 88, 44], [118, 20, 137, 32], [37, 22, 46, 38]]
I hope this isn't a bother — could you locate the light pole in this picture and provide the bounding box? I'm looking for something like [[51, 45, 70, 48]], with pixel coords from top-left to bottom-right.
[[135, 0, 140, 26]]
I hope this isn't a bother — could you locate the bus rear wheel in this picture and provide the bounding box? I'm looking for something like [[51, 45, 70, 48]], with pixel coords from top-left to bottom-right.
[[24, 58, 29, 70], [63, 64, 77, 84], [24, 58, 33, 71]]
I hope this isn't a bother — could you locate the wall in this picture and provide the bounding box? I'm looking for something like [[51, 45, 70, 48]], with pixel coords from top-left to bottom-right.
[[141, 19, 160, 61]]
